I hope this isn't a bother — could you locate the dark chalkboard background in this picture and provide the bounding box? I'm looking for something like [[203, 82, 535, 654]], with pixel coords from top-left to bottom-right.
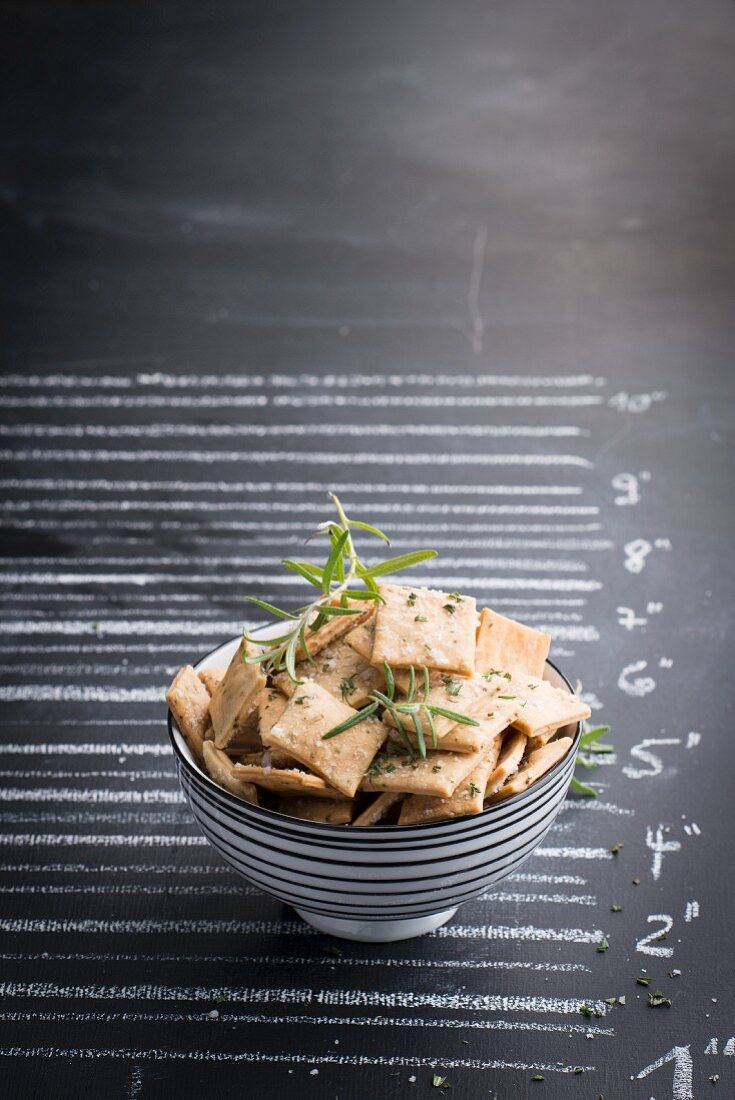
[[1, 2, 734, 1097]]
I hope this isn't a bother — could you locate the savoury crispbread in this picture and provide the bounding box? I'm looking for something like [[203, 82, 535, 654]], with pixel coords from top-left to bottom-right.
[[383, 671, 506, 742], [485, 729, 528, 797], [202, 740, 259, 804], [166, 665, 211, 762], [209, 639, 267, 749], [352, 792, 404, 826], [274, 638, 384, 709], [197, 666, 226, 696], [344, 614, 376, 662], [371, 584, 478, 676], [261, 680, 389, 797], [476, 608, 551, 679], [482, 670, 590, 742], [230, 762, 352, 799], [258, 686, 289, 740], [360, 739, 493, 799], [398, 736, 503, 824], [277, 797, 353, 824], [386, 691, 520, 753], [490, 736, 573, 801], [294, 601, 376, 661]]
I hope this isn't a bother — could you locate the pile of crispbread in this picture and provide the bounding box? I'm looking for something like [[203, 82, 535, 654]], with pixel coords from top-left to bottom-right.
[[166, 583, 590, 826]]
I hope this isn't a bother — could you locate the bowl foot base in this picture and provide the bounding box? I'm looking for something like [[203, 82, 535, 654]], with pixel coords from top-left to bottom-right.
[[294, 906, 458, 943]]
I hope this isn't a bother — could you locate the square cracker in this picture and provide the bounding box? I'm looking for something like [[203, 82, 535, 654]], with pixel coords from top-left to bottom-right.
[[197, 666, 226, 696], [278, 797, 354, 824], [490, 736, 573, 801], [202, 741, 259, 805], [485, 729, 528, 797], [258, 687, 289, 741], [360, 719, 498, 799], [166, 665, 210, 762], [209, 639, 266, 749], [371, 584, 478, 676], [482, 669, 590, 742], [387, 690, 519, 753], [383, 672, 508, 742], [352, 792, 404, 827], [274, 638, 384, 709], [231, 762, 352, 800], [344, 615, 376, 662], [294, 601, 376, 661], [399, 736, 503, 824], [476, 608, 551, 679], [260, 680, 388, 797]]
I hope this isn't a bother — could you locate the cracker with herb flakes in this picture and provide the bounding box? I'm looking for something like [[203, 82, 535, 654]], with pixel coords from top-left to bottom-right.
[[258, 686, 290, 740], [344, 614, 376, 662], [352, 792, 404, 827], [490, 736, 573, 801], [387, 689, 520, 753], [166, 665, 211, 763], [485, 729, 528, 797], [482, 670, 590, 743], [277, 797, 353, 824], [226, 747, 298, 768], [383, 671, 504, 743], [202, 741, 259, 804], [294, 600, 376, 661], [476, 608, 551, 679], [231, 762, 352, 800], [274, 638, 384, 709], [209, 639, 267, 749], [260, 680, 388, 797], [399, 733, 504, 824], [197, 666, 226, 696], [361, 739, 492, 799], [371, 584, 478, 676]]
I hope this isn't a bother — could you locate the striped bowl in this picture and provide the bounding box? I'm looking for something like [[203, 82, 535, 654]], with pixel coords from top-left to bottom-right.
[[168, 629, 582, 942]]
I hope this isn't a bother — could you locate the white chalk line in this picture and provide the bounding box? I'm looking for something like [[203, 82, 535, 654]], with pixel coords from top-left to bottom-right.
[[535, 847, 613, 860], [0, 980, 605, 1017], [0, 477, 584, 497], [0, 917, 607, 942], [0, 371, 603, 389], [0, 770, 170, 781], [0, 1009, 611, 1036], [0, 575, 602, 591], [1, 448, 593, 468], [274, 394, 604, 409], [0, 644, 193, 655], [0, 812, 183, 828], [0, 686, 163, 702], [0, 948, 589, 974], [0, 744, 169, 759], [0, 1046, 594, 1073], [560, 800, 634, 817], [0, 788, 181, 805], [0, 553, 591, 572], [0, 663, 175, 677], [479, 892, 596, 906], [0, 421, 587, 439], [4, 517, 604, 534], [0, 835, 205, 849]]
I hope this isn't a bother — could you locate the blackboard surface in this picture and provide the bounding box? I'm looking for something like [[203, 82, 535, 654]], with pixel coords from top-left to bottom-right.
[[1, 2, 734, 1097]]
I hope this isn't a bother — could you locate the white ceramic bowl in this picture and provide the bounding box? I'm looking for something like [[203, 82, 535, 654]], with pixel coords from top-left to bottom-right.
[[168, 627, 582, 942]]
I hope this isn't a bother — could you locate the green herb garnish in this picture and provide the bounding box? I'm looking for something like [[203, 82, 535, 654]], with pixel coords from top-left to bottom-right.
[[339, 676, 356, 701], [648, 990, 672, 1007], [443, 603, 456, 614], [610, 842, 623, 854], [323, 661, 479, 759], [414, 614, 428, 622], [636, 976, 650, 987], [407, 592, 418, 607], [243, 494, 436, 683], [611, 904, 623, 912], [597, 937, 609, 953], [431, 1074, 449, 1089], [580, 1003, 603, 1018]]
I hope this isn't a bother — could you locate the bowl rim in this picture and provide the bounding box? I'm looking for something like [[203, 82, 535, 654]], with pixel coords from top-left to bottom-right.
[[167, 635, 583, 835]]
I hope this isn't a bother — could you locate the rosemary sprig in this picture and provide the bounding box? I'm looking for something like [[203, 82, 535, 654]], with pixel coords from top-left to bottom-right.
[[570, 721, 613, 797], [322, 662, 479, 759], [242, 493, 437, 683]]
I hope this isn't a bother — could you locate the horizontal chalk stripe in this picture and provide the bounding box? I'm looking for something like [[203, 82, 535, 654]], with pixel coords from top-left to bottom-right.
[[0, 836, 207, 849], [0, 371, 602, 389], [0, 788, 181, 805], [0, 421, 587, 439], [0, 575, 601, 590], [0, 1009, 612, 1036], [0, 917, 603, 940], [0, 1046, 593, 1072], [0, 554, 590, 571], [4, 517, 604, 533], [0, 980, 604, 1016], [0, 448, 593, 467], [0, 686, 163, 702], [0, 478, 583, 497], [0, 743, 169, 756], [274, 394, 603, 408], [0, 948, 589, 973], [2, 499, 600, 515]]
